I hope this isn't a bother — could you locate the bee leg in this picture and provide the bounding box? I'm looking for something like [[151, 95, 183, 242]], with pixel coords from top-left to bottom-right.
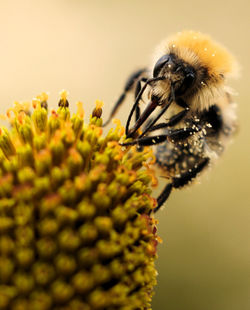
[[134, 75, 151, 121], [122, 124, 201, 147], [140, 98, 190, 136], [126, 76, 166, 136], [175, 97, 189, 110], [154, 183, 173, 212], [163, 98, 189, 128], [168, 126, 202, 141], [154, 158, 209, 212], [146, 109, 189, 133], [142, 122, 169, 133], [135, 102, 145, 152], [121, 134, 168, 147], [134, 81, 147, 152], [135, 80, 143, 122], [172, 157, 209, 188], [103, 68, 147, 126], [135, 104, 141, 123]]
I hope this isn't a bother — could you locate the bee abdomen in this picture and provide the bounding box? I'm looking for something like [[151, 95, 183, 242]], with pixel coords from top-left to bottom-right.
[[155, 141, 204, 177], [172, 157, 209, 188]]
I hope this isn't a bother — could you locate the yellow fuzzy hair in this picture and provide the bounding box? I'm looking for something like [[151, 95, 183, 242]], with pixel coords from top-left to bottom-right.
[[167, 31, 239, 78]]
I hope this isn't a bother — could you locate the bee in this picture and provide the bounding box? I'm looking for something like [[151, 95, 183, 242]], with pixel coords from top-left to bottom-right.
[[104, 31, 239, 212]]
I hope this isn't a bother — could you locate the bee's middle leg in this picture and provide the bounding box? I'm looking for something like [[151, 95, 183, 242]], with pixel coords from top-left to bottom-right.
[[121, 125, 201, 147]]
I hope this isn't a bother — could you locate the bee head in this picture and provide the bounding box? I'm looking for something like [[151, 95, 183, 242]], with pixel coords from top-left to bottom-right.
[[153, 54, 196, 97]]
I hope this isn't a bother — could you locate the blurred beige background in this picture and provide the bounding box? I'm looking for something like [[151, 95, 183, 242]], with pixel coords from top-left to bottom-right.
[[0, 0, 249, 309]]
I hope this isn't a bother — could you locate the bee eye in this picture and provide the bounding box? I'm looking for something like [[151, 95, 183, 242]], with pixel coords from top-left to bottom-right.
[[153, 55, 170, 78], [175, 70, 196, 96]]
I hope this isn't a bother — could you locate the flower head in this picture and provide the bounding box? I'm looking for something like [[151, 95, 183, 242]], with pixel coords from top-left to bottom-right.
[[0, 92, 159, 310]]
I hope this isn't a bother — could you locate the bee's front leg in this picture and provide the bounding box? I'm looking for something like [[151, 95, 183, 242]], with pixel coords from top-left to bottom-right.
[[103, 68, 147, 126]]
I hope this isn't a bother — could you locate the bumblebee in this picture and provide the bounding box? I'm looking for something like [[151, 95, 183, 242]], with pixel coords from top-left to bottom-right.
[[104, 31, 239, 212]]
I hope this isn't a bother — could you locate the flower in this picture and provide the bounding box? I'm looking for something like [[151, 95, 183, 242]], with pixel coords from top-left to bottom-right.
[[0, 92, 160, 310]]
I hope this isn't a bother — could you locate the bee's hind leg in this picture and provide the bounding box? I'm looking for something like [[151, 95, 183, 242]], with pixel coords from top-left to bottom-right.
[[154, 183, 173, 212], [153, 157, 209, 213]]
